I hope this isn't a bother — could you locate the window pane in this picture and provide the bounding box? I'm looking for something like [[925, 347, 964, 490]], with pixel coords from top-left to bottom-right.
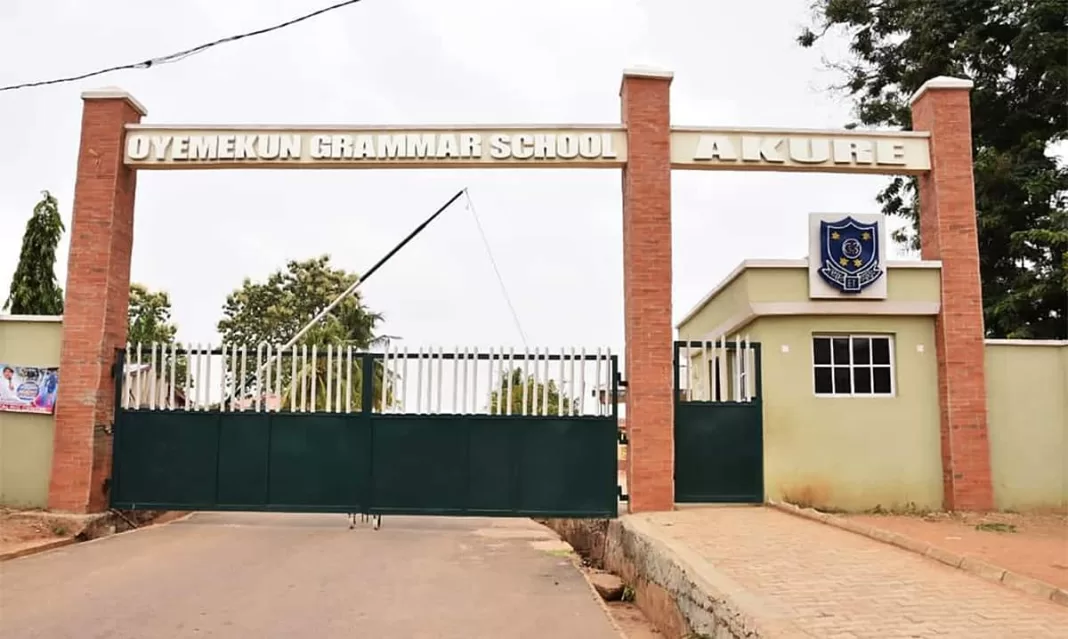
[[831, 338, 850, 365], [833, 366, 852, 394], [852, 337, 871, 365], [853, 366, 872, 393], [813, 338, 831, 365], [873, 366, 892, 394], [872, 338, 891, 365], [814, 367, 833, 394]]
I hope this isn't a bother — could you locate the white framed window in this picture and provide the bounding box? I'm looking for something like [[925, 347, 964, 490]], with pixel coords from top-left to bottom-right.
[[812, 334, 894, 396]]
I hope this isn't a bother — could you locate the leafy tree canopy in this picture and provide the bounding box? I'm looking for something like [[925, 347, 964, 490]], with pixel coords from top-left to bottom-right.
[[5, 191, 65, 315], [217, 255, 383, 348], [799, 0, 1067, 338], [489, 367, 579, 416], [127, 283, 178, 345]]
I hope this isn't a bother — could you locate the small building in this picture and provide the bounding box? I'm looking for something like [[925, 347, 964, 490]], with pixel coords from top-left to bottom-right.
[[674, 213, 1067, 513]]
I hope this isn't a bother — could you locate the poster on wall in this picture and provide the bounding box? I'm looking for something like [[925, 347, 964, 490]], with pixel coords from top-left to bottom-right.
[[0, 364, 59, 414]]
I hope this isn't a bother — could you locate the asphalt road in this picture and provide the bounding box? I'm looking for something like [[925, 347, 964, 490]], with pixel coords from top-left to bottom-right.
[[0, 513, 621, 639]]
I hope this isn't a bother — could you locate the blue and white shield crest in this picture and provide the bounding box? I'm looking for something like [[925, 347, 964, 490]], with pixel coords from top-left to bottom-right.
[[818, 216, 883, 293]]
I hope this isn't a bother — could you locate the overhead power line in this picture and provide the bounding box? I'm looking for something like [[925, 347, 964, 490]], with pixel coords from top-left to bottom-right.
[[0, 0, 367, 93]]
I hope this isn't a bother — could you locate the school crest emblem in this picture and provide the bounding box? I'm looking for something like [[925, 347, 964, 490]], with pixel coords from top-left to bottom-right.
[[818, 216, 882, 293]]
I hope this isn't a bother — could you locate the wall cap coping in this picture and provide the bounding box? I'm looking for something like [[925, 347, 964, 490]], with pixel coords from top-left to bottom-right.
[[909, 76, 974, 106], [81, 87, 148, 116], [0, 314, 63, 323], [675, 258, 943, 328], [621, 66, 674, 80], [984, 339, 1068, 347]]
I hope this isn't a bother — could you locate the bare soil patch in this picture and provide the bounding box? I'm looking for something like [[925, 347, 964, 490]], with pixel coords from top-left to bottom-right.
[[0, 509, 77, 556], [848, 510, 1068, 589]]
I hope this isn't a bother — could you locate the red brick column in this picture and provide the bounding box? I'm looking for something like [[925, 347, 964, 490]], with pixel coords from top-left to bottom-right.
[[48, 89, 145, 513], [620, 68, 674, 512], [910, 77, 993, 511]]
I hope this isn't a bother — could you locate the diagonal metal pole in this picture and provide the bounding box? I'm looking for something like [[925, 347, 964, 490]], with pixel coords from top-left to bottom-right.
[[236, 189, 467, 398]]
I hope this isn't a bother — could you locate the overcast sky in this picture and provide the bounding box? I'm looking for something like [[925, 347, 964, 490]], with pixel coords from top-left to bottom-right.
[[0, 0, 915, 356]]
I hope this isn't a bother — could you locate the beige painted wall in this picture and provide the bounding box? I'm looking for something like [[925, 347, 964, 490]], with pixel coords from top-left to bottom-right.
[[0, 316, 62, 508], [749, 315, 943, 512], [985, 341, 1068, 512], [677, 264, 945, 512]]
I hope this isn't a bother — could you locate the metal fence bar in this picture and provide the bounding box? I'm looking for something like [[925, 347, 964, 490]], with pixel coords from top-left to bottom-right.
[[505, 347, 515, 416], [520, 347, 530, 416]]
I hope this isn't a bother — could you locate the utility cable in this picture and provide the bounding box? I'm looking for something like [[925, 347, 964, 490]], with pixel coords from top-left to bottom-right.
[[0, 0, 367, 92], [464, 190, 529, 350]]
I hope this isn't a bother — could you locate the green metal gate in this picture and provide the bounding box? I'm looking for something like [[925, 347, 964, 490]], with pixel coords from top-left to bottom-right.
[[110, 344, 619, 518], [673, 339, 764, 503]]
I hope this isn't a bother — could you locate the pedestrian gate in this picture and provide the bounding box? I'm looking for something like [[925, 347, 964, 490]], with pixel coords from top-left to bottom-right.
[[673, 339, 764, 503], [110, 344, 620, 518]]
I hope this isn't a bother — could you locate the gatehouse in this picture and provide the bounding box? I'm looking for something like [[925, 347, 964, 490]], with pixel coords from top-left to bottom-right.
[[45, 69, 993, 515]]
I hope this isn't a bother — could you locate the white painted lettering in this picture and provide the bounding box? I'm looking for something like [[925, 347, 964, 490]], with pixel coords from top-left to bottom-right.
[[407, 134, 435, 158], [512, 134, 534, 160], [172, 136, 190, 161], [875, 140, 907, 165], [489, 134, 511, 159], [217, 135, 237, 160], [600, 132, 618, 159], [235, 135, 256, 160], [189, 136, 219, 160], [127, 135, 151, 160], [256, 135, 278, 160], [578, 133, 601, 159], [788, 137, 830, 164], [150, 136, 172, 161], [693, 135, 737, 161], [832, 139, 874, 164], [355, 135, 376, 159], [533, 134, 555, 159], [280, 135, 300, 160], [436, 134, 459, 158], [310, 135, 330, 159], [377, 134, 404, 158], [741, 136, 784, 163], [460, 133, 482, 158], [557, 134, 579, 159], [330, 135, 353, 159]]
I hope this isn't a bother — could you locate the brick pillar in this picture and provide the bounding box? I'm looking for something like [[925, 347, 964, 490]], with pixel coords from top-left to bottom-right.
[[620, 68, 674, 513], [910, 77, 993, 511], [48, 88, 145, 513]]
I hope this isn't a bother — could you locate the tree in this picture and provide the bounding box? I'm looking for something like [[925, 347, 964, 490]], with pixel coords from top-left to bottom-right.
[[489, 367, 579, 416], [5, 191, 65, 315], [126, 283, 189, 397], [799, 0, 1068, 338], [127, 283, 178, 345], [217, 256, 388, 410]]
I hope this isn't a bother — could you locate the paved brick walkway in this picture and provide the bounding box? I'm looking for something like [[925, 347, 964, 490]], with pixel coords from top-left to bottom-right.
[[641, 507, 1068, 638]]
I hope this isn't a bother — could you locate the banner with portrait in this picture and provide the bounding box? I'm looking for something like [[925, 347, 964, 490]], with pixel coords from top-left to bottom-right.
[[0, 364, 59, 414]]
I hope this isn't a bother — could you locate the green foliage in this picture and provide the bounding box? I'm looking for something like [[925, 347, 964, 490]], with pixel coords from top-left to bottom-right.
[[489, 367, 578, 415], [799, 0, 1068, 338], [126, 283, 189, 387], [217, 256, 389, 409], [217, 255, 382, 348], [5, 191, 65, 315]]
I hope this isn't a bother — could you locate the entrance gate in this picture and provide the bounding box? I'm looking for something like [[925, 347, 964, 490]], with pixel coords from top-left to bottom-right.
[[110, 343, 620, 518], [673, 339, 764, 503]]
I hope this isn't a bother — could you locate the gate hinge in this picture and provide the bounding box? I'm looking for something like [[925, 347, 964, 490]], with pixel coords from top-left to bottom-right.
[[96, 423, 113, 436], [617, 486, 629, 502], [617, 431, 628, 445]]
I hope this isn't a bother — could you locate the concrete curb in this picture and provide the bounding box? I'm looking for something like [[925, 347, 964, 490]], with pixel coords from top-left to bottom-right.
[[0, 511, 195, 563], [767, 500, 1068, 608], [0, 537, 78, 562]]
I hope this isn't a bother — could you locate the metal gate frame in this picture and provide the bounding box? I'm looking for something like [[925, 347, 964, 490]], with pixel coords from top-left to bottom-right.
[[109, 345, 620, 518], [673, 339, 765, 503]]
